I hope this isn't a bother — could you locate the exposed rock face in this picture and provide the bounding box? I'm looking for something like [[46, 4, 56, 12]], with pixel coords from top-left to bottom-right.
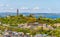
[[54, 23, 60, 27]]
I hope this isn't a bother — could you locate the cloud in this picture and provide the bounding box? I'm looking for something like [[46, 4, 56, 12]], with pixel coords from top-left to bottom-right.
[[0, 4, 4, 6], [33, 7, 40, 10], [19, 7, 51, 13], [6, 4, 9, 7], [19, 7, 30, 12], [0, 4, 9, 7], [0, 6, 60, 13], [10, 8, 14, 10], [20, 7, 29, 10]]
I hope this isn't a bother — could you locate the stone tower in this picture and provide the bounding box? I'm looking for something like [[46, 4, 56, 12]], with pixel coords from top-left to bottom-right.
[[17, 9, 19, 16]]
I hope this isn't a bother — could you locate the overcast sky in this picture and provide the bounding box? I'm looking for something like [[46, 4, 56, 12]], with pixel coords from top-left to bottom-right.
[[0, 0, 60, 13]]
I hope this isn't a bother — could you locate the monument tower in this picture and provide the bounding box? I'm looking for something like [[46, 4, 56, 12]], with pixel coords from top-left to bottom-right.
[[17, 9, 19, 16]]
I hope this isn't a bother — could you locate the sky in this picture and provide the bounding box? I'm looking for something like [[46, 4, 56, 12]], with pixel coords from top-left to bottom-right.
[[0, 0, 60, 13]]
